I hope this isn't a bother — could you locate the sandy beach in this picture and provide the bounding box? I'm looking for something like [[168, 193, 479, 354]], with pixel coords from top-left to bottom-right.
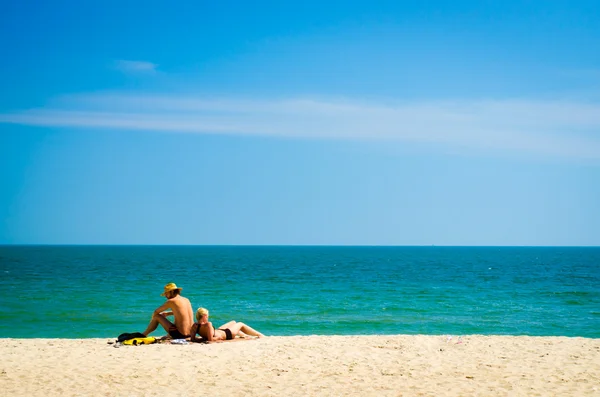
[[2, 335, 599, 396]]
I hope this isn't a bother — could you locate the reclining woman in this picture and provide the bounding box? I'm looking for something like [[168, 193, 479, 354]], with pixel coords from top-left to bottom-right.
[[190, 307, 265, 342]]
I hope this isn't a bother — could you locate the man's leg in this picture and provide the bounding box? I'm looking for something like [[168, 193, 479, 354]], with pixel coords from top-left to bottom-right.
[[143, 312, 175, 336]]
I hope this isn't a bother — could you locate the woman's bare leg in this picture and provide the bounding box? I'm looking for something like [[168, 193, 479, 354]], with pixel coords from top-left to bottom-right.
[[217, 320, 236, 330], [228, 322, 264, 338]]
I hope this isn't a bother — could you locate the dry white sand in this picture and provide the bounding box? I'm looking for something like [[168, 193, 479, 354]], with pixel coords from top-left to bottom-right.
[[2, 335, 599, 396]]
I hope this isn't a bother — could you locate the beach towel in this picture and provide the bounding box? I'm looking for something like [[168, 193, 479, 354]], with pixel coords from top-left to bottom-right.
[[116, 332, 146, 342]]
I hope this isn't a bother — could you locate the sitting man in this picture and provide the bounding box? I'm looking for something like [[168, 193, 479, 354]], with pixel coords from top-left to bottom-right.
[[143, 283, 193, 339]]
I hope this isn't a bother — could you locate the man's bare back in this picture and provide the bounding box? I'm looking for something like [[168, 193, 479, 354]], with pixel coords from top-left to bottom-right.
[[162, 295, 193, 335]]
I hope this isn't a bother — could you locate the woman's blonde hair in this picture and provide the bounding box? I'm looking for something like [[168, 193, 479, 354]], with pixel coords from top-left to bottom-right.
[[196, 307, 209, 322]]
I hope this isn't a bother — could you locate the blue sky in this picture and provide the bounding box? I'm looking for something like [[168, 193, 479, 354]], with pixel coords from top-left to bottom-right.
[[1, 0, 599, 245]]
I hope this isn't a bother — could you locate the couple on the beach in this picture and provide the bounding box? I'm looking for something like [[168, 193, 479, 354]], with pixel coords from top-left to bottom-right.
[[142, 282, 265, 342]]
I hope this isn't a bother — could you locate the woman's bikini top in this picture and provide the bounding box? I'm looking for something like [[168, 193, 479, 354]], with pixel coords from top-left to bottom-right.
[[194, 322, 218, 338]]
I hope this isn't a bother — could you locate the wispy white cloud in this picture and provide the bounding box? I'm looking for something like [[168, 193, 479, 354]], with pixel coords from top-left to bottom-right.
[[1, 93, 599, 160], [113, 60, 158, 74]]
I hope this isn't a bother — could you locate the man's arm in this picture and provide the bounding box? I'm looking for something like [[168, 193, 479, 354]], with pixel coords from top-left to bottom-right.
[[153, 301, 173, 316]]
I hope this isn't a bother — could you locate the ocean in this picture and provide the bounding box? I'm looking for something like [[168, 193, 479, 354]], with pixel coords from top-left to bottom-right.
[[1, 245, 598, 339]]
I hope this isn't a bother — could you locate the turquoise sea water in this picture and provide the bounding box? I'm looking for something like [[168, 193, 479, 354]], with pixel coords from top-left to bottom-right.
[[1, 246, 598, 338]]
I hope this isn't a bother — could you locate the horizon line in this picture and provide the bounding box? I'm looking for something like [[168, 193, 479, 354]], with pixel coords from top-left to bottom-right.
[[1, 244, 598, 248]]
